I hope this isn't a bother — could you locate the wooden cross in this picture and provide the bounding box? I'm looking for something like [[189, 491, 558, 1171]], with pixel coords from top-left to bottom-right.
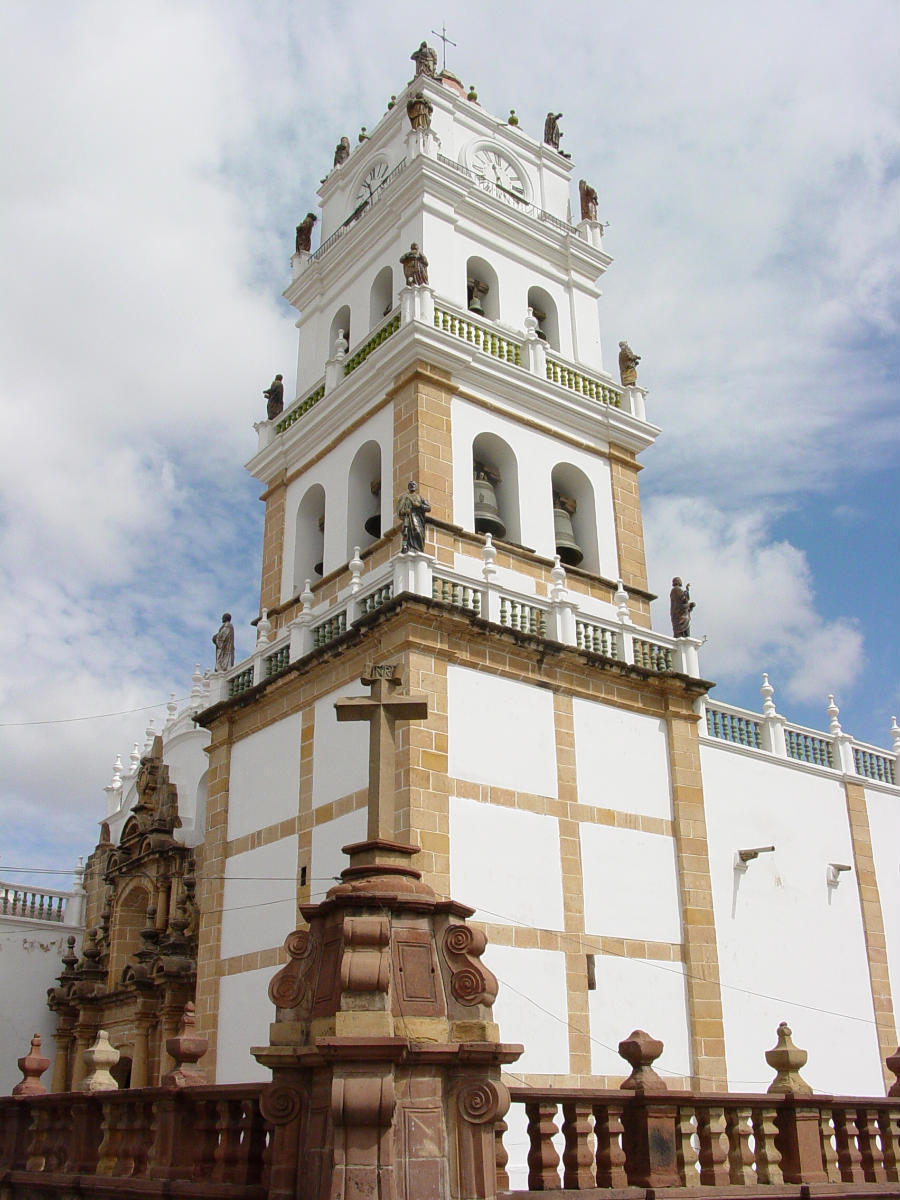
[[335, 662, 428, 842]]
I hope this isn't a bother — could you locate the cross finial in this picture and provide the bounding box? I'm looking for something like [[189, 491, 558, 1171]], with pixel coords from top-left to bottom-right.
[[335, 662, 428, 844], [430, 23, 456, 72]]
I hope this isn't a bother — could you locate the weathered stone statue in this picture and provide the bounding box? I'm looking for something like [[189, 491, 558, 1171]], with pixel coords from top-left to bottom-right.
[[618, 340, 641, 386], [400, 242, 429, 286], [410, 40, 437, 78], [397, 481, 431, 553], [543, 111, 563, 149], [294, 212, 317, 254], [263, 374, 284, 420], [670, 578, 695, 639], [333, 136, 350, 167], [406, 91, 433, 130], [579, 178, 599, 222], [212, 614, 235, 672]]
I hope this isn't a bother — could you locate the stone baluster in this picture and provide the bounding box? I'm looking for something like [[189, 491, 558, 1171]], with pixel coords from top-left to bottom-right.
[[725, 1104, 755, 1184], [833, 1104, 865, 1182], [594, 1099, 628, 1186], [561, 1100, 594, 1188], [696, 1103, 730, 1185], [494, 1116, 510, 1191], [11, 1033, 50, 1097], [525, 1100, 561, 1189], [878, 1104, 900, 1181], [818, 1106, 840, 1181], [857, 1105, 887, 1181], [96, 1095, 129, 1176], [674, 1102, 698, 1185], [751, 1104, 783, 1184]]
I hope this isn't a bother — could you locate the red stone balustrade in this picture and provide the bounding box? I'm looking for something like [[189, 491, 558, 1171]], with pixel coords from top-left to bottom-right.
[[0, 1083, 270, 1198], [500, 1086, 900, 1194]]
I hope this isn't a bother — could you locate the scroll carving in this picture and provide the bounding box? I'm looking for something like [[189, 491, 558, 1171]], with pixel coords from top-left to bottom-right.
[[260, 1083, 303, 1125], [442, 924, 498, 1006], [268, 928, 321, 1012], [340, 916, 390, 993], [456, 1078, 510, 1125]]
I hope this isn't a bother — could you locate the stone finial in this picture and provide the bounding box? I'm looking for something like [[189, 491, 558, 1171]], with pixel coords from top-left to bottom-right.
[[81, 1030, 120, 1092], [481, 532, 497, 581], [618, 1029, 667, 1092], [109, 754, 123, 790], [765, 1022, 812, 1094], [143, 719, 156, 754], [12, 1033, 51, 1097], [129, 741, 141, 772], [761, 673, 777, 717], [550, 555, 567, 602], [256, 608, 272, 646], [614, 579, 630, 622], [349, 547, 364, 594], [523, 307, 539, 340], [162, 1002, 208, 1087], [826, 695, 842, 735], [300, 579, 315, 608], [334, 329, 348, 359], [190, 663, 204, 707], [890, 716, 900, 755], [886, 1047, 900, 1097]]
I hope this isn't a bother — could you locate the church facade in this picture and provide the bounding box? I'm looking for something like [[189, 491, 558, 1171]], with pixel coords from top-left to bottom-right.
[[50, 47, 899, 1101]]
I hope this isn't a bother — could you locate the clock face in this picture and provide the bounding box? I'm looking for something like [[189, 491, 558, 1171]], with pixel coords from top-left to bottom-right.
[[469, 146, 528, 200], [355, 160, 389, 206]]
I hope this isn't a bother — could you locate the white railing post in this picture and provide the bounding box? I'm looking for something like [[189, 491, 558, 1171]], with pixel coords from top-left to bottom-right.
[[673, 636, 701, 677], [622, 384, 647, 422], [759, 674, 787, 757], [891, 716, 900, 775], [289, 581, 316, 661], [523, 308, 547, 377], [548, 556, 576, 645], [400, 283, 435, 327], [393, 550, 433, 599], [65, 859, 85, 928], [480, 535, 502, 624], [827, 696, 856, 774], [324, 330, 348, 393]]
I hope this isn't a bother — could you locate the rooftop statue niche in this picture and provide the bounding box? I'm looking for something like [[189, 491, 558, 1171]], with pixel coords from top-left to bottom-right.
[[400, 241, 429, 286], [406, 90, 433, 130], [397, 479, 430, 553]]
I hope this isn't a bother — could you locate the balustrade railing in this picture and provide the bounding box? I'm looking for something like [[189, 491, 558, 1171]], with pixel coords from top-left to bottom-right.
[[309, 158, 407, 263], [633, 637, 674, 672], [575, 619, 619, 659], [545, 354, 622, 407], [263, 644, 289, 678], [312, 609, 347, 648], [274, 379, 325, 434], [0, 884, 67, 923], [500, 596, 547, 637], [853, 745, 896, 785], [436, 153, 574, 233], [785, 725, 834, 768], [434, 305, 522, 365], [228, 666, 254, 698], [705, 705, 763, 749], [502, 1086, 900, 1192], [432, 575, 482, 613], [358, 582, 393, 615], [343, 311, 400, 377]]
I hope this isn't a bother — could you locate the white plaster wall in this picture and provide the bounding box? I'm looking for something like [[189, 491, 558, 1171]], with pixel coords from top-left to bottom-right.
[[312, 679, 369, 809], [588, 956, 690, 1081], [0, 923, 77, 1096], [281, 405, 393, 595], [581, 824, 682, 943], [219, 838, 298, 961], [447, 664, 558, 798], [227, 714, 302, 842], [216, 965, 278, 1083], [481, 944, 569, 1076], [573, 699, 671, 819], [450, 397, 618, 573], [865, 787, 900, 1028], [162, 728, 210, 845], [310, 808, 367, 901], [450, 795, 565, 930], [701, 745, 884, 1093]]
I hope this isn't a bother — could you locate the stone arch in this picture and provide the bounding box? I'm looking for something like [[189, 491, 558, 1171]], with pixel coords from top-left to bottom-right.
[[550, 461, 600, 574], [527, 285, 560, 351], [472, 432, 520, 545], [108, 882, 152, 986], [347, 440, 383, 555], [466, 256, 499, 321], [293, 483, 326, 589], [369, 266, 394, 328], [329, 304, 351, 355]]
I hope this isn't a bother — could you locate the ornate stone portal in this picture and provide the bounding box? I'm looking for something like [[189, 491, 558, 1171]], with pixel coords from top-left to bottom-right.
[[253, 660, 522, 1200]]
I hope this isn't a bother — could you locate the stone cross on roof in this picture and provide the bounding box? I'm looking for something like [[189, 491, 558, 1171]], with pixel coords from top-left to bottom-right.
[[335, 662, 428, 843]]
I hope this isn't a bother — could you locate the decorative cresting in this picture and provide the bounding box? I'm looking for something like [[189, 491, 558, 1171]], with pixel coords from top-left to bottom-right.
[[253, 658, 522, 1200]]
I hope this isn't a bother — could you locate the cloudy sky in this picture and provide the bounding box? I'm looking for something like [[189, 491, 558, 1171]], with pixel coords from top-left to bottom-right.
[[0, 0, 897, 885]]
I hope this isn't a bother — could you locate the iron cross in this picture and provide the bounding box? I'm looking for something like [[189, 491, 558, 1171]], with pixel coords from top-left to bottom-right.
[[430, 24, 456, 73], [334, 662, 429, 842]]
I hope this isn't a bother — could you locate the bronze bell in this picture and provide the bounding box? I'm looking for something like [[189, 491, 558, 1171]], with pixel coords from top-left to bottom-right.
[[553, 494, 583, 566], [473, 468, 506, 539], [467, 278, 487, 316], [364, 512, 381, 538]]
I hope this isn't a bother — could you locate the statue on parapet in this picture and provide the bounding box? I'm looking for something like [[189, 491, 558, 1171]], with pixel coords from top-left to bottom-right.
[[333, 136, 350, 167], [618, 339, 641, 386], [398, 481, 431, 553], [263, 374, 284, 419], [212, 613, 235, 672], [579, 179, 599, 222], [543, 111, 563, 150], [411, 40, 438, 79], [400, 242, 429, 286], [294, 212, 317, 254], [407, 91, 434, 130], [670, 578, 695, 639]]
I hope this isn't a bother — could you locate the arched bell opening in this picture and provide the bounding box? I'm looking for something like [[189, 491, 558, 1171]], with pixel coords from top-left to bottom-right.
[[526, 285, 559, 350], [329, 304, 351, 356], [369, 266, 394, 328], [550, 463, 600, 574], [347, 440, 383, 555], [293, 483, 326, 590], [472, 432, 520, 544], [466, 256, 499, 320]]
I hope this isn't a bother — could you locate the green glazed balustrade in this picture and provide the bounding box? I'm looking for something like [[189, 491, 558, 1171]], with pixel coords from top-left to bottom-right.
[[275, 382, 325, 434], [228, 667, 254, 697], [499, 597, 546, 637], [853, 747, 895, 784], [785, 728, 834, 768], [264, 645, 290, 678], [633, 639, 673, 672], [312, 610, 347, 648], [575, 621, 618, 659], [358, 584, 393, 615], [343, 313, 401, 376], [705, 708, 762, 749], [546, 359, 621, 406], [432, 578, 482, 613], [434, 308, 521, 365]]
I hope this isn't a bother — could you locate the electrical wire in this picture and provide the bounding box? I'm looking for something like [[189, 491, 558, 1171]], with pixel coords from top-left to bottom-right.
[[0, 695, 191, 728]]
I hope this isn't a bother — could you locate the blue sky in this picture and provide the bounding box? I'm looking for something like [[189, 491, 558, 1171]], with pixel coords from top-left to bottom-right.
[[0, 0, 897, 886]]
